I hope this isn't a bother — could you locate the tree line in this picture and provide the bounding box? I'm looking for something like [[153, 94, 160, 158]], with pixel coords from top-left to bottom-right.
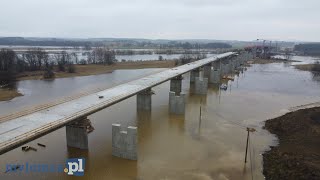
[[0, 47, 116, 85], [294, 43, 320, 55]]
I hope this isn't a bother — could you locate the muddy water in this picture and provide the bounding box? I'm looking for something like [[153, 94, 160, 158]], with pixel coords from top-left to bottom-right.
[[1, 58, 320, 180], [0, 69, 163, 115]]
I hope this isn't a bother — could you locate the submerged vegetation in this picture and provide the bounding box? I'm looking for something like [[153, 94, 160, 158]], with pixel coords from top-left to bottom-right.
[[294, 61, 320, 73]]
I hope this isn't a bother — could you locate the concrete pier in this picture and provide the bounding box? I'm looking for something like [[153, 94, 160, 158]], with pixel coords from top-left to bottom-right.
[[170, 75, 183, 94], [112, 124, 137, 160], [230, 61, 235, 72], [203, 65, 211, 78], [209, 69, 221, 84], [221, 64, 226, 76], [190, 68, 200, 83], [225, 63, 230, 74], [195, 77, 208, 95], [137, 88, 153, 111], [212, 61, 220, 71], [234, 57, 240, 69], [229, 61, 234, 73], [66, 118, 90, 149], [169, 91, 186, 114]]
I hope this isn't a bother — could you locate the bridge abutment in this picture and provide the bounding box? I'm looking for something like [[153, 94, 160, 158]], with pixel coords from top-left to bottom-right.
[[190, 68, 200, 83], [170, 75, 183, 94], [225, 63, 230, 74], [203, 65, 211, 78], [137, 88, 153, 111], [66, 117, 92, 149], [195, 77, 208, 95], [209, 69, 221, 84], [169, 91, 186, 114], [112, 124, 137, 160]]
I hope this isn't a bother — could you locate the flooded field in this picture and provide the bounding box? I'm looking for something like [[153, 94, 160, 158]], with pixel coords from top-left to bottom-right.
[[0, 45, 213, 62], [0, 56, 320, 180]]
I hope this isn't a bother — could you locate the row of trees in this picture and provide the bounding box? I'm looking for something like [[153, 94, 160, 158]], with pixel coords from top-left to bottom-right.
[[86, 48, 116, 65], [0, 47, 117, 85], [0, 49, 16, 85], [178, 53, 208, 65], [294, 43, 320, 56]]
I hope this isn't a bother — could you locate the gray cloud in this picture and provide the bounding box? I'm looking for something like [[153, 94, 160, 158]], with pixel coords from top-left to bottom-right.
[[0, 0, 319, 41]]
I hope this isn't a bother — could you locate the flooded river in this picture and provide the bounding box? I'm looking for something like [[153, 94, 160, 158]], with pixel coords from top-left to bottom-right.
[[1, 56, 320, 180]]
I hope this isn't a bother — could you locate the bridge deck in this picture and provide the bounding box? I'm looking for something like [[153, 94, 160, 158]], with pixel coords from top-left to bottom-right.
[[0, 52, 234, 154]]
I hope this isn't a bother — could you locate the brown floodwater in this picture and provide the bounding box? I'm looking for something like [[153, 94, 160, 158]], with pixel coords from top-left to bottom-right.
[[1, 57, 320, 180]]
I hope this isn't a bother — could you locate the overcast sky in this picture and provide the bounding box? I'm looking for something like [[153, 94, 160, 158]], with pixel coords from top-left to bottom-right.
[[0, 0, 319, 41]]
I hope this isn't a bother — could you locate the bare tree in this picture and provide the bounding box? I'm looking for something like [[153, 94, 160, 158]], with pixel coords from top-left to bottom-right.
[[92, 47, 116, 65], [0, 49, 17, 85], [284, 48, 293, 61]]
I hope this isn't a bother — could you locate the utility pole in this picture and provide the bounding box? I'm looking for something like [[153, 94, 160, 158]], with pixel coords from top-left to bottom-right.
[[198, 99, 203, 134], [245, 127, 256, 163]]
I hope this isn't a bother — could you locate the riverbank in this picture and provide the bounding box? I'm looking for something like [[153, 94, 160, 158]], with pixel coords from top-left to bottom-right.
[[0, 88, 22, 101], [263, 107, 320, 180], [294, 64, 320, 72], [17, 60, 176, 80]]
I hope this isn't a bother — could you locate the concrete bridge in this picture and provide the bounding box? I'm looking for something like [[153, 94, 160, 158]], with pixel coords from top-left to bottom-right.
[[0, 51, 252, 157]]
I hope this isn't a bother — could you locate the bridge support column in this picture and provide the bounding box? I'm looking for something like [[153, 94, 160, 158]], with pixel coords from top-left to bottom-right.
[[203, 65, 211, 78], [234, 57, 240, 69], [209, 69, 220, 84], [220, 64, 225, 76], [169, 91, 185, 115], [231, 60, 236, 72], [190, 68, 200, 83], [195, 77, 208, 95], [137, 88, 153, 111], [212, 61, 220, 70], [66, 117, 92, 149], [170, 75, 183, 94], [225, 63, 230, 74], [112, 124, 137, 160], [229, 60, 234, 73]]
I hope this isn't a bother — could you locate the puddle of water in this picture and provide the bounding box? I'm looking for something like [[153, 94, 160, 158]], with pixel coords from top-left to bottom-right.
[[0, 56, 320, 180]]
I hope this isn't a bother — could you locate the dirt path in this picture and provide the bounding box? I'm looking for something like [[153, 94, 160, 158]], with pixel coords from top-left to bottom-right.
[[263, 106, 320, 180]]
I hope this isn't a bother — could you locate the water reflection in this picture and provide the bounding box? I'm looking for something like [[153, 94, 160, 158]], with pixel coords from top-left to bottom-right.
[[312, 72, 320, 82], [136, 111, 152, 149]]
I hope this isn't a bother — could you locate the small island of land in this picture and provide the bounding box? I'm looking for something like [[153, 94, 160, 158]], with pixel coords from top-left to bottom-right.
[[0, 88, 22, 101], [294, 63, 320, 73], [248, 58, 300, 64]]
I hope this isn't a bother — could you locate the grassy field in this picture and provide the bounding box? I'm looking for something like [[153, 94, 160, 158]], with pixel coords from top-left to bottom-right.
[[0, 88, 22, 101], [294, 64, 320, 72], [17, 60, 176, 80]]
